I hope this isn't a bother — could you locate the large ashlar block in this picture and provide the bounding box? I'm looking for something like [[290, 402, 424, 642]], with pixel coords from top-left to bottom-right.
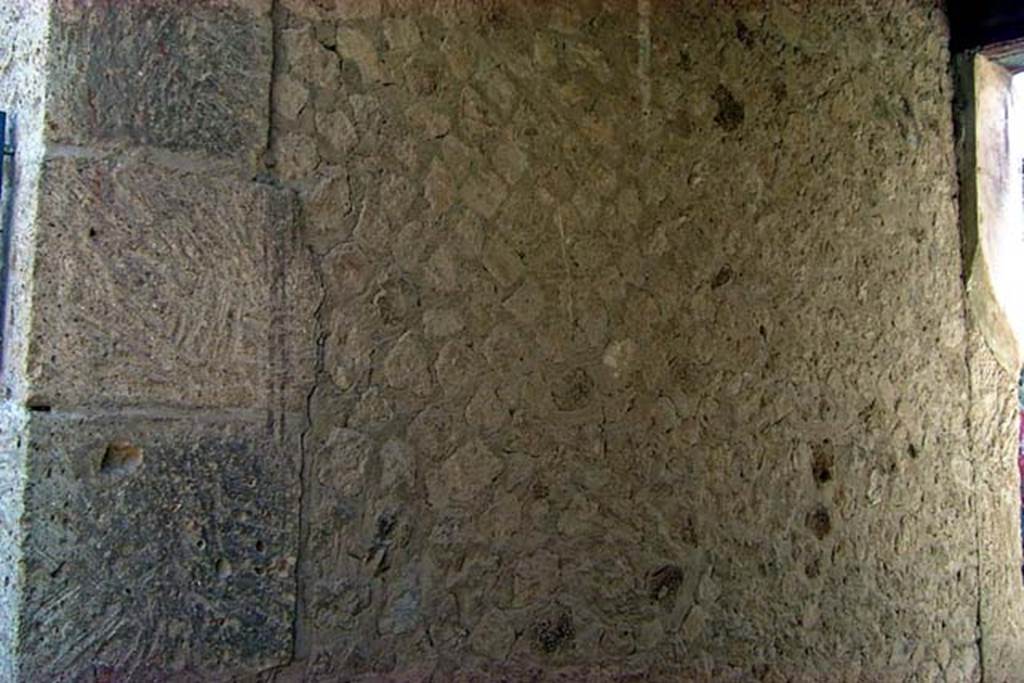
[[26, 156, 317, 411], [16, 413, 299, 680], [45, 0, 272, 163]]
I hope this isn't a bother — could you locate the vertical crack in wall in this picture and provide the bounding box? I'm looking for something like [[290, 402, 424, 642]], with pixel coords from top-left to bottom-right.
[[952, 59, 987, 677], [637, 0, 652, 136], [950, 51, 986, 678], [294, 257, 326, 667], [261, 0, 279, 177], [267, 187, 289, 445], [260, 0, 316, 671], [965, 323, 987, 681]]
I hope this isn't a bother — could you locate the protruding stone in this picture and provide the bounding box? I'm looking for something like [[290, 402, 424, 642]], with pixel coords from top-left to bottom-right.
[[305, 170, 355, 255], [481, 236, 524, 289], [423, 309, 465, 338], [469, 609, 515, 658], [315, 109, 359, 161], [460, 170, 508, 218], [425, 245, 459, 293], [424, 160, 456, 214], [335, 0, 382, 21], [273, 131, 321, 180], [383, 19, 422, 51], [337, 27, 383, 84], [494, 141, 529, 185], [382, 333, 432, 396], [281, 25, 340, 88], [314, 428, 373, 498], [273, 74, 310, 121], [427, 439, 502, 509]]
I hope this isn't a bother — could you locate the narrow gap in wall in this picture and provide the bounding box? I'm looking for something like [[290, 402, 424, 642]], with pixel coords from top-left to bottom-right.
[[1019, 368, 1024, 583]]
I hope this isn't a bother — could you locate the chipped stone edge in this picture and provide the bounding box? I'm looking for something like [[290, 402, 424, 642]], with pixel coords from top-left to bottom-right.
[[0, 1, 52, 680]]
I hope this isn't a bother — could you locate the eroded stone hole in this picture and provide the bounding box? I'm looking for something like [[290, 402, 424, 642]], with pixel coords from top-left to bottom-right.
[[711, 264, 734, 289], [533, 610, 575, 654], [648, 564, 684, 603], [805, 505, 832, 540], [811, 443, 833, 485], [99, 440, 142, 476]]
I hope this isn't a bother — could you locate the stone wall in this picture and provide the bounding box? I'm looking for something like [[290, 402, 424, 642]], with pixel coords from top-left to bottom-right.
[[955, 52, 1024, 680], [0, 1, 50, 680], [269, 0, 999, 679], [1, 0, 1021, 681], [4, 1, 316, 679]]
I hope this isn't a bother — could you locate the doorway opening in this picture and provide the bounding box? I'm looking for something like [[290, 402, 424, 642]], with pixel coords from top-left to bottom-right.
[[955, 47, 1024, 595]]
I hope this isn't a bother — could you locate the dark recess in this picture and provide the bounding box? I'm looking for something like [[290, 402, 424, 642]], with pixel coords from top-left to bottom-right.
[[0, 111, 11, 374], [948, 0, 1024, 53]]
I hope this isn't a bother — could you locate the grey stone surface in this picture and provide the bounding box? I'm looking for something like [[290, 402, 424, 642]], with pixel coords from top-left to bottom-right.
[[16, 412, 298, 680], [3, 3, 313, 680], [26, 155, 316, 413], [45, 0, 272, 164]]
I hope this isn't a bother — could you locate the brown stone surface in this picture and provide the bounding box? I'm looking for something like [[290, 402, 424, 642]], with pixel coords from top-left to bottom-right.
[[269, 1, 989, 679], [16, 413, 299, 680], [26, 155, 316, 412], [5, 0, 1023, 679], [954, 53, 1024, 680], [969, 327, 1024, 679], [45, 0, 272, 163]]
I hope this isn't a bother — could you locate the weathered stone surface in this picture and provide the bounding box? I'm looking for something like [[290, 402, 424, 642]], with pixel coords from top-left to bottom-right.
[[16, 413, 298, 680], [6, 0, 1015, 679], [969, 327, 1024, 679], [270, 1, 992, 678], [0, 3, 55, 680], [26, 156, 315, 412], [45, 0, 272, 163], [955, 54, 1024, 681]]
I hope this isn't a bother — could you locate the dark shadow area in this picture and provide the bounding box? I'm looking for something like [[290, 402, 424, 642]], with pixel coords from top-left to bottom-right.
[[1019, 371, 1024, 582], [0, 111, 17, 376], [949, 0, 1024, 54]]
